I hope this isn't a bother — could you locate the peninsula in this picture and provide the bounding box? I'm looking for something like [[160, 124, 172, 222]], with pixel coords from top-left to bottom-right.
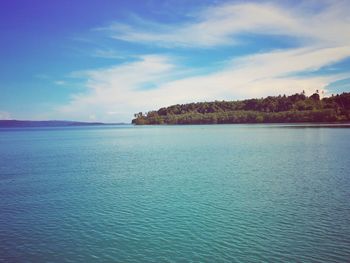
[[132, 92, 350, 125]]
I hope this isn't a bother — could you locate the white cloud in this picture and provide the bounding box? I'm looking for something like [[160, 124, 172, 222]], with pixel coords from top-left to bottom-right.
[[55, 1, 350, 122], [56, 55, 178, 121], [56, 45, 349, 122], [106, 1, 350, 48]]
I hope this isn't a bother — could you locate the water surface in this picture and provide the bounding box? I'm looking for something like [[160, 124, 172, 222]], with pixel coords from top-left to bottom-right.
[[0, 124, 349, 262]]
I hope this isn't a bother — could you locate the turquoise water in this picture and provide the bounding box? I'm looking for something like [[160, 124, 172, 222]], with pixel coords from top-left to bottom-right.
[[0, 124, 350, 262]]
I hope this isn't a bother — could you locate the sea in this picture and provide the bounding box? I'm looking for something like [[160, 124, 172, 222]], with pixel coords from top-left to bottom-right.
[[0, 124, 349, 262]]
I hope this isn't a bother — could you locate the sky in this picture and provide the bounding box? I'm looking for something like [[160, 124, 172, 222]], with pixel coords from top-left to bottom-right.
[[0, 0, 350, 122]]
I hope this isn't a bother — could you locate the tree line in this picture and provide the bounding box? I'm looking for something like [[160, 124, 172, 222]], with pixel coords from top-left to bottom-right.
[[132, 92, 350, 125]]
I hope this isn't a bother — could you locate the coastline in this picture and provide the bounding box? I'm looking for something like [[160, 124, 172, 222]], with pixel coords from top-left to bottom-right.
[[132, 92, 350, 125]]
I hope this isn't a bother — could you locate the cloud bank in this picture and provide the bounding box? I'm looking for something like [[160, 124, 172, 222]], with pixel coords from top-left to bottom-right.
[[57, 1, 350, 122]]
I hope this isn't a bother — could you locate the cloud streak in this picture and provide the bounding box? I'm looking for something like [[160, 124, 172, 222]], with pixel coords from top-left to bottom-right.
[[106, 1, 350, 48], [56, 1, 350, 122]]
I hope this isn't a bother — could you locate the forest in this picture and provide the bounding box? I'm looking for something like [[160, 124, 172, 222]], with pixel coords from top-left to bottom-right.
[[132, 92, 350, 125]]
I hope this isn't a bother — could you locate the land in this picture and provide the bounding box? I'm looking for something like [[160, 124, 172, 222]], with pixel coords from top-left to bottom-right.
[[132, 92, 350, 125], [0, 120, 125, 128]]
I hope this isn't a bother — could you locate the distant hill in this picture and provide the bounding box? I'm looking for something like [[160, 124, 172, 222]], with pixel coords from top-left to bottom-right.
[[0, 120, 114, 128], [132, 92, 350, 125]]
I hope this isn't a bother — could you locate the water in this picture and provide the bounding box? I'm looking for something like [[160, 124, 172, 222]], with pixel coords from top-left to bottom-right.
[[0, 124, 349, 262]]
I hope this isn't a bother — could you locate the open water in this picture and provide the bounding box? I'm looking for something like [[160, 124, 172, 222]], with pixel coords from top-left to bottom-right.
[[0, 124, 349, 262]]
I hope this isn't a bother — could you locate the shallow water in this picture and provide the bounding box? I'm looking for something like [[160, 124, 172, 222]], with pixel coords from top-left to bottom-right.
[[1, 124, 350, 262]]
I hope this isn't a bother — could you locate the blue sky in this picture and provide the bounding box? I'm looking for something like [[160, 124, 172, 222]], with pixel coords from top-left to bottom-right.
[[0, 0, 349, 122]]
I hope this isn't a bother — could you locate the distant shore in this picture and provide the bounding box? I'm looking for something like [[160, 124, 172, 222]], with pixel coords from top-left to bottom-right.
[[0, 120, 127, 128], [132, 92, 350, 125]]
